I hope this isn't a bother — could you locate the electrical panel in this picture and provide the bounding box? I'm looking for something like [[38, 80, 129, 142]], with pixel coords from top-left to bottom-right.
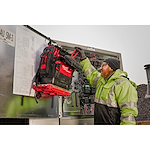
[[57, 46, 120, 116]]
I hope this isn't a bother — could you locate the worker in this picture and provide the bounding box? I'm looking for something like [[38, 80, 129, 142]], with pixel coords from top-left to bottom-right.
[[76, 48, 138, 125]]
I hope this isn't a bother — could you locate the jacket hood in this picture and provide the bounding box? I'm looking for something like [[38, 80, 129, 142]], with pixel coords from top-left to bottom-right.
[[108, 69, 137, 89]]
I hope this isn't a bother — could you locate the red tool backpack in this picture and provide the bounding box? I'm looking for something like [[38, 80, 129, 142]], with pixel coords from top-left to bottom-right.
[[33, 44, 82, 101]]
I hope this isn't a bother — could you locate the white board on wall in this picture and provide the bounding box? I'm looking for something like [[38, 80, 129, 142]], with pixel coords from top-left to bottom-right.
[[13, 26, 48, 97]]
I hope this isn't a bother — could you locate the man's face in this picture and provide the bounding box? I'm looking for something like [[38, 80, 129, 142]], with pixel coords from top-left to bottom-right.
[[100, 62, 114, 78]]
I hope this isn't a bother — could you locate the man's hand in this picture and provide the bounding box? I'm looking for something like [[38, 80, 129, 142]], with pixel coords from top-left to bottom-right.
[[75, 47, 86, 60]]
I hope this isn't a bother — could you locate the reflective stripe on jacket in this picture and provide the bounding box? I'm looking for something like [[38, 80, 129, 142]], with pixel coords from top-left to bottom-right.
[[80, 58, 138, 125]]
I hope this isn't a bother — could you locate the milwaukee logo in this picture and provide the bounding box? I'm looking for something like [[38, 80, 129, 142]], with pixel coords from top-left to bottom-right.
[[62, 65, 71, 73]]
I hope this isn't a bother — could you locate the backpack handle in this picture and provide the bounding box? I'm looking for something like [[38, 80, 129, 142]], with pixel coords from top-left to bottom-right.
[[71, 49, 79, 59]]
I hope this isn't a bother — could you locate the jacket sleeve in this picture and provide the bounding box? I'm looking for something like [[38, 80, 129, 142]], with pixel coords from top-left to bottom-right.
[[80, 58, 102, 88], [115, 80, 138, 125]]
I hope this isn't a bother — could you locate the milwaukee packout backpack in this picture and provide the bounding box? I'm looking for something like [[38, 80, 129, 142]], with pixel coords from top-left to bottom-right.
[[33, 44, 82, 100]]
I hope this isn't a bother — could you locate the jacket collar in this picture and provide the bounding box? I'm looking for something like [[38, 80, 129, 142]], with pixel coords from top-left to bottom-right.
[[106, 69, 128, 83]]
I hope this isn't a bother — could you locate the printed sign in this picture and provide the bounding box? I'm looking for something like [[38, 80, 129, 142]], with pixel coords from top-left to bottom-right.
[[0, 26, 15, 47], [13, 27, 47, 97]]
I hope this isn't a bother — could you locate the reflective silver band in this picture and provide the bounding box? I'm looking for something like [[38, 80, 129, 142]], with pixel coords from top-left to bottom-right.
[[119, 102, 137, 109], [84, 66, 95, 77], [120, 116, 135, 122], [94, 98, 118, 108], [93, 73, 100, 88], [94, 98, 109, 106], [115, 78, 127, 85], [108, 78, 127, 107]]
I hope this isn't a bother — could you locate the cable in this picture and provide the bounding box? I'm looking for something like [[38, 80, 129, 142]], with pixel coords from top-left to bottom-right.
[[91, 104, 94, 110], [85, 105, 89, 115], [87, 105, 92, 115]]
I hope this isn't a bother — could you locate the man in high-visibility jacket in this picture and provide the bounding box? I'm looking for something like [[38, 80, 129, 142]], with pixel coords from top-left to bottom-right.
[[77, 48, 138, 125]]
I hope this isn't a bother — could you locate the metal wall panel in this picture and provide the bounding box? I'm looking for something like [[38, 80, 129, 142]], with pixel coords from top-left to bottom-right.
[[0, 25, 59, 118], [60, 116, 94, 125], [29, 118, 59, 125]]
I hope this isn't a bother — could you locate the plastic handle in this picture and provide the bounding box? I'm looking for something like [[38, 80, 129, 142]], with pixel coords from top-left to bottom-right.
[[71, 50, 79, 58]]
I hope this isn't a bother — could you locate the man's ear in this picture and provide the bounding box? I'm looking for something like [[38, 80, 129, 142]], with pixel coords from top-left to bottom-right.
[[109, 67, 114, 72]]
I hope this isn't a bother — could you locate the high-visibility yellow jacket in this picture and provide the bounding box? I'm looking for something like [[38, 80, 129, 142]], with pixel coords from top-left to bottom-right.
[[80, 58, 138, 125]]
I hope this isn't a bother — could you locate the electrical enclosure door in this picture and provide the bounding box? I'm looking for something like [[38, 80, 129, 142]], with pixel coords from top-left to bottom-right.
[[53, 40, 123, 117]]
